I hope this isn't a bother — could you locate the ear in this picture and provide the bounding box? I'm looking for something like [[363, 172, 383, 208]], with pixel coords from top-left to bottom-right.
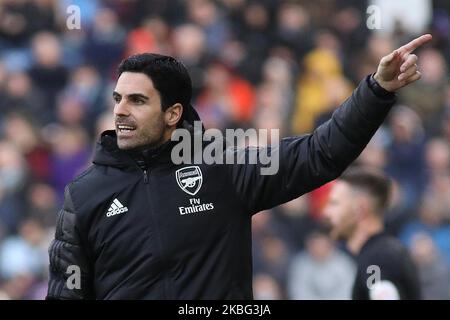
[[164, 103, 183, 127]]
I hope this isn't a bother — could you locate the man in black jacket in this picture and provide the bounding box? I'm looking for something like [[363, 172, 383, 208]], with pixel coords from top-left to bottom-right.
[[324, 168, 421, 299], [47, 34, 432, 299]]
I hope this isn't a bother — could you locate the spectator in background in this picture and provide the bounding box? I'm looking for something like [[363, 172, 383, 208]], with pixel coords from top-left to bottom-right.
[[424, 138, 450, 220], [432, 0, 450, 68], [291, 46, 353, 134], [83, 7, 125, 78], [253, 273, 284, 300], [267, 196, 318, 255], [172, 24, 208, 98], [356, 129, 389, 170], [400, 48, 448, 135], [32, 0, 58, 32], [55, 94, 87, 128], [252, 211, 288, 296], [63, 65, 105, 122], [2, 113, 51, 182], [196, 62, 256, 129], [0, 274, 35, 300], [0, 216, 51, 300], [186, 0, 230, 56], [0, 0, 38, 48], [0, 218, 48, 280], [0, 72, 46, 123], [400, 194, 450, 267], [275, 2, 313, 59], [288, 230, 356, 300], [385, 106, 428, 213], [0, 0, 57, 73], [28, 31, 68, 124], [257, 233, 291, 295], [331, 4, 370, 69], [254, 56, 295, 135], [0, 140, 28, 234], [125, 17, 170, 57], [410, 232, 450, 299], [25, 183, 58, 229], [45, 125, 90, 203], [253, 83, 286, 132], [231, 2, 272, 84]]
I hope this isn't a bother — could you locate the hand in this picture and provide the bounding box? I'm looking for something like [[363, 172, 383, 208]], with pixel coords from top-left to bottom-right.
[[374, 34, 433, 92]]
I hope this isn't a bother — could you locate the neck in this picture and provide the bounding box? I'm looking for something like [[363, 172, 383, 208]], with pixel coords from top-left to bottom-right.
[[347, 216, 384, 255]]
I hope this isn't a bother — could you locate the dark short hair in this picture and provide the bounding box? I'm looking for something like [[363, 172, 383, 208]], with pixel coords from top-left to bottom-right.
[[339, 167, 392, 213], [117, 53, 192, 116]]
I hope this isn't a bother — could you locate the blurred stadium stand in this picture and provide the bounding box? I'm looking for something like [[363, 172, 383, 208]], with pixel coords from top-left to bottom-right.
[[0, 0, 449, 299]]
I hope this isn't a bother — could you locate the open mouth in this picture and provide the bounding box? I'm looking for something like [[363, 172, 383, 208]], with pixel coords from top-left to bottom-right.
[[117, 124, 137, 133]]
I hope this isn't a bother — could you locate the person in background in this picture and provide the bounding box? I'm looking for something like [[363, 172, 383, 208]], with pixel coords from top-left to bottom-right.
[[409, 232, 450, 299], [324, 167, 421, 300], [287, 229, 356, 300]]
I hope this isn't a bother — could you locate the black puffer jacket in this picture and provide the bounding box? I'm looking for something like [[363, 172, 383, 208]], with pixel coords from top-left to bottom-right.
[[47, 75, 396, 299]]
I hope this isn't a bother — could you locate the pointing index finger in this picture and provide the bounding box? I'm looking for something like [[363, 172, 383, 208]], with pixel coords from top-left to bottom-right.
[[398, 34, 432, 55]]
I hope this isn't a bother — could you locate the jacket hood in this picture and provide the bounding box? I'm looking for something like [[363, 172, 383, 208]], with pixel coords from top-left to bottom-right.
[[93, 131, 135, 168]]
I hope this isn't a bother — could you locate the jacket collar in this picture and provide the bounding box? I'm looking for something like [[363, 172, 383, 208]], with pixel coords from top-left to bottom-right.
[[93, 130, 176, 169]]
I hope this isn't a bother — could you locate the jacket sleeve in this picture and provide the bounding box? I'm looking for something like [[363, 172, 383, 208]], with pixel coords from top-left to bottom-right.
[[228, 75, 397, 214], [46, 186, 94, 299]]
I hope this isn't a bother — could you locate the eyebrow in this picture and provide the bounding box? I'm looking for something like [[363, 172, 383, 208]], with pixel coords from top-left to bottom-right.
[[113, 91, 149, 101]]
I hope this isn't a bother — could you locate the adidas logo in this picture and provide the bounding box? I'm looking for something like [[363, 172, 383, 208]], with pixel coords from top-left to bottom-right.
[[106, 198, 128, 217]]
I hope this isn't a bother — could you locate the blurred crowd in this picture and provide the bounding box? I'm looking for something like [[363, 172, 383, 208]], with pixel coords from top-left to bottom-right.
[[0, 0, 449, 300]]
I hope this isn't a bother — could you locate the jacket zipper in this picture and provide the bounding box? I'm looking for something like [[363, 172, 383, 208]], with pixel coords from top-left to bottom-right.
[[141, 167, 172, 299]]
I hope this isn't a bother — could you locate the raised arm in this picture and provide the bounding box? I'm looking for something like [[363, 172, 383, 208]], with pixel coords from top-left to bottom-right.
[[229, 34, 432, 214]]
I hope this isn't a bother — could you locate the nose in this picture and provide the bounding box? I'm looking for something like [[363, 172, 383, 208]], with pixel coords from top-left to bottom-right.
[[114, 100, 130, 117]]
